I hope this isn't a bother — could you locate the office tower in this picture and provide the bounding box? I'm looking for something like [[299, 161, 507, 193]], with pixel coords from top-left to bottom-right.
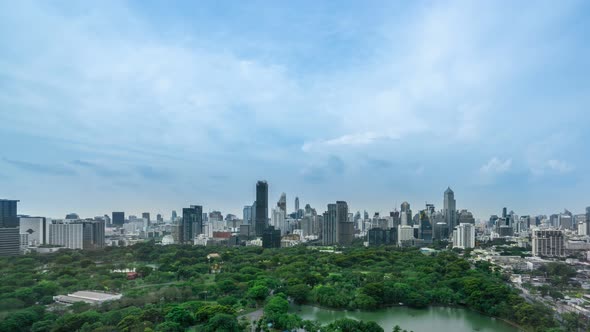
[[585, 207, 590, 235], [295, 197, 300, 213], [277, 193, 287, 214], [532, 229, 565, 257], [367, 227, 398, 246], [322, 204, 338, 245], [171, 210, 177, 222], [400, 202, 412, 226], [156, 214, 163, 222], [243, 205, 252, 225], [398, 225, 415, 246], [142, 212, 151, 225], [255, 181, 268, 237], [65, 213, 79, 220], [262, 226, 281, 248], [453, 223, 475, 249], [433, 221, 449, 240], [271, 208, 286, 235], [80, 220, 105, 250], [0, 199, 20, 256], [181, 205, 203, 244], [0, 199, 19, 228], [0, 228, 20, 256], [112, 212, 125, 226], [48, 221, 84, 249], [19, 216, 47, 246], [444, 187, 456, 235], [335, 201, 352, 245], [502, 207, 507, 218], [558, 213, 573, 230], [457, 210, 475, 225], [419, 210, 433, 243]]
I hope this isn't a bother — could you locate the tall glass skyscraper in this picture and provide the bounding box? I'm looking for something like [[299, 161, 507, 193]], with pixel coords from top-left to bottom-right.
[[444, 187, 456, 236], [181, 205, 203, 244], [255, 181, 268, 236]]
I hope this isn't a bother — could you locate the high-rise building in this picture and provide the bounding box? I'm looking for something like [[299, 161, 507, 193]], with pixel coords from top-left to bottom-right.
[[112, 212, 125, 226], [80, 220, 105, 250], [0, 228, 20, 256], [277, 193, 287, 215], [0, 199, 20, 256], [400, 202, 412, 226], [444, 187, 457, 236], [457, 210, 475, 225], [367, 227, 398, 246], [336, 201, 351, 244], [181, 205, 203, 244], [398, 225, 415, 246], [156, 214, 163, 222], [532, 229, 565, 257], [262, 226, 281, 248], [171, 210, 177, 222], [243, 205, 252, 225], [19, 216, 47, 246], [419, 210, 433, 243], [322, 204, 338, 245], [453, 223, 475, 249], [48, 221, 84, 249], [142, 212, 151, 225], [295, 197, 300, 213], [255, 181, 268, 237], [0, 199, 19, 228]]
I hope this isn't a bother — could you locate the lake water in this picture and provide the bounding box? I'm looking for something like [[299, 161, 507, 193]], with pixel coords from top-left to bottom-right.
[[290, 305, 521, 332]]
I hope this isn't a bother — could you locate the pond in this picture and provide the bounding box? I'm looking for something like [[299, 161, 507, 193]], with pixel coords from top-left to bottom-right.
[[289, 305, 521, 332]]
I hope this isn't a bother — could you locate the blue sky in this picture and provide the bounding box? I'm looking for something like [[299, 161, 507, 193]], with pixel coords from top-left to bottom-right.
[[1, 0, 589, 219]]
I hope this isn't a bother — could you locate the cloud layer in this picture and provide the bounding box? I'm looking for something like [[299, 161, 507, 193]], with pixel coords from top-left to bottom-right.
[[1, 0, 589, 219]]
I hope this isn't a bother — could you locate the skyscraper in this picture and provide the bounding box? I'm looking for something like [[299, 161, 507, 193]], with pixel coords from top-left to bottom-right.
[[453, 223, 475, 249], [142, 212, 150, 225], [181, 205, 203, 244], [255, 181, 268, 237], [336, 201, 351, 245], [171, 210, 177, 222], [112, 212, 125, 226], [444, 187, 456, 236], [322, 204, 337, 245], [0, 199, 19, 228], [400, 202, 412, 226], [243, 205, 252, 225], [277, 193, 287, 214], [295, 197, 300, 213], [0, 199, 20, 256]]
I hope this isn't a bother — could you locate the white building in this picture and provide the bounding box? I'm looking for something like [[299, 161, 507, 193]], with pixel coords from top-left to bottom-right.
[[398, 225, 414, 246], [453, 223, 475, 249], [48, 222, 83, 249], [19, 216, 47, 246], [53, 291, 122, 305], [271, 208, 286, 235]]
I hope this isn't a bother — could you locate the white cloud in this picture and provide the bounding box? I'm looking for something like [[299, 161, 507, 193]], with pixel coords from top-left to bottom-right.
[[301, 132, 399, 152], [546, 159, 574, 173], [480, 157, 512, 174]]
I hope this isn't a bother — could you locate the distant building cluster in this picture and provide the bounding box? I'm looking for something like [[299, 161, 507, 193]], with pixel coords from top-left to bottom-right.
[[1, 182, 589, 261]]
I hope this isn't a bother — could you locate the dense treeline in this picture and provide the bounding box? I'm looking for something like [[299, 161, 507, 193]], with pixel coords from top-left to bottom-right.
[[0, 243, 560, 331]]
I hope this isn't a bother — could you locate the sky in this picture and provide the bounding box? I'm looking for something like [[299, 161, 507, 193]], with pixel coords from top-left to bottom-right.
[[1, 0, 589, 220]]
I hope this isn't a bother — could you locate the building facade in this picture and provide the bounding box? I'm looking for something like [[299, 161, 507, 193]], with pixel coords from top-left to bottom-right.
[[255, 181, 268, 237], [532, 229, 565, 257]]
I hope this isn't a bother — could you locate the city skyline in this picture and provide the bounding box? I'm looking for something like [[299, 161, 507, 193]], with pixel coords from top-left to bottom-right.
[[2, 1, 590, 219]]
